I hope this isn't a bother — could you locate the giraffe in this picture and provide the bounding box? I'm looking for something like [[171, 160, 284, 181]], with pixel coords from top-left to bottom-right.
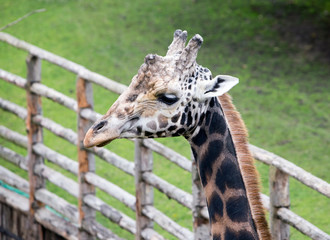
[[84, 30, 271, 240]]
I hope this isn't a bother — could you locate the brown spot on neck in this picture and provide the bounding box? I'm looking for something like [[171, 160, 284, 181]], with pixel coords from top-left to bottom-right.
[[189, 98, 262, 240]]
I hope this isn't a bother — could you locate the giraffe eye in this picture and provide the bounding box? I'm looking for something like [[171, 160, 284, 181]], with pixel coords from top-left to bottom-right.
[[157, 93, 179, 105]]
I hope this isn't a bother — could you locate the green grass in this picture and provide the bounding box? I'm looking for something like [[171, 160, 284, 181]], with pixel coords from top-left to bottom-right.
[[0, 0, 329, 239]]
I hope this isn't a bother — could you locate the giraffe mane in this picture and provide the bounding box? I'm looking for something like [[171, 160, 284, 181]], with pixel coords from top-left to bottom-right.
[[219, 93, 271, 240]]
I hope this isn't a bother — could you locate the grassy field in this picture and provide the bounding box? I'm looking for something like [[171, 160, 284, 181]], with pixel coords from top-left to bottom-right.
[[0, 0, 329, 239]]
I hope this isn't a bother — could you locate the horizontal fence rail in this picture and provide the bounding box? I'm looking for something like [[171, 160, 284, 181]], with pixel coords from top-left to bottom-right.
[[0, 32, 127, 94], [250, 144, 330, 198], [0, 32, 329, 240]]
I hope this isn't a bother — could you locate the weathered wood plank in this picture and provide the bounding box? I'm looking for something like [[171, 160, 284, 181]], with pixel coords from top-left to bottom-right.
[[0, 100, 75, 146], [248, 193, 330, 239], [33, 114, 78, 145], [142, 205, 194, 240], [0, 97, 27, 120], [269, 166, 290, 240], [0, 32, 127, 94], [2, 203, 13, 240], [0, 202, 2, 236], [0, 145, 28, 170], [0, 118, 132, 180], [84, 172, 136, 211], [142, 171, 192, 209], [135, 140, 154, 240], [26, 54, 45, 231], [31, 82, 77, 112], [140, 228, 165, 240], [0, 69, 77, 112], [0, 125, 78, 175], [80, 108, 102, 122], [84, 194, 135, 234], [84, 175, 166, 240], [76, 76, 95, 240], [277, 207, 330, 240], [81, 219, 124, 240], [260, 193, 270, 211], [35, 207, 78, 240], [250, 144, 330, 198], [34, 164, 78, 198], [191, 159, 210, 239], [0, 125, 27, 148], [83, 198, 165, 240], [142, 139, 191, 172], [0, 186, 29, 213], [89, 147, 135, 176], [33, 143, 78, 175], [0, 68, 26, 88], [3, 201, 11, 240], [0, 96, 77, 146], [12, 206, 19, 237], [0, 193, 73, 240], [35, 188, 78, 224], [0, 166, 29, 193]]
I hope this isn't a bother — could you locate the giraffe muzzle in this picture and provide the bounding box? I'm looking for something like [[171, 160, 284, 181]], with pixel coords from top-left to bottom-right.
[[83, 118, 122, 148]]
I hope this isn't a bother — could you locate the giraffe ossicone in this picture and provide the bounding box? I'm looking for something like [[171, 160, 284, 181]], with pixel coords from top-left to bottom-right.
[[83, 30, 270, 240]]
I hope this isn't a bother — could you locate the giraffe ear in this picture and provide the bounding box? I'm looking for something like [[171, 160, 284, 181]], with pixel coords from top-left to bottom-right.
[[197, 75, 239, 100]]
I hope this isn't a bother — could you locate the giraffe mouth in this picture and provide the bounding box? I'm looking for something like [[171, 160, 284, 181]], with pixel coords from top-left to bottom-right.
[[84, 116, 140, 148], [96, 139, 113, 147], [83, 123, 120, 148], [83, 131, 118, 148]]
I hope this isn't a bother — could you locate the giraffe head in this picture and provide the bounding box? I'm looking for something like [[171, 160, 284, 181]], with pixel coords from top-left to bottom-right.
[[84, 30, 238, 148]]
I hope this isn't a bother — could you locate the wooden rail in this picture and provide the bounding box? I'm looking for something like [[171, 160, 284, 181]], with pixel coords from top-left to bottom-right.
[[0, 32, 329, 240]]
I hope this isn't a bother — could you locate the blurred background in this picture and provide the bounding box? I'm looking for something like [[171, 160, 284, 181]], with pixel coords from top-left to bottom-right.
[[0, 0, 329, 239]]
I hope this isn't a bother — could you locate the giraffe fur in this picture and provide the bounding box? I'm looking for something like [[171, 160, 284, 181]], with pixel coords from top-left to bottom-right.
[[219, 94, 271, 240], [83, 29, 271, 240]]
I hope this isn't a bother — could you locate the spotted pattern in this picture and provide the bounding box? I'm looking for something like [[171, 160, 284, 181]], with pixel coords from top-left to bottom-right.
[[226, 132, 237, 156], [189, 98, 258, 239], [199, 140, 223, 186], [226, 195, 249, 222], [158, 114, 168, 128], [209, 112, 227, 135], [123, 62, 258, 237], [110, 64, 258, 238], [215, 158, 245, 193], [192, 128, 207, 147], [171, 113, 180, 123], [91, 38, 260, 239], [208, 192, 224, 222], [225, 228, 255, 240], [147, 121, 157, 130]]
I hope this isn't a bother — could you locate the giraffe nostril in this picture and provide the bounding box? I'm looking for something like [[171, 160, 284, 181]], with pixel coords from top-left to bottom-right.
[[93, 121, 107, 132]]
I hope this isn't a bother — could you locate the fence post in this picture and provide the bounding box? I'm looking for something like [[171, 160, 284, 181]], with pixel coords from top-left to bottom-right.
[[26, 54, 44, 240], [191, 156, 210, 240], [76, 76, 95, 240], [135, 139, 154, 240], [269, 165, 290, 240]]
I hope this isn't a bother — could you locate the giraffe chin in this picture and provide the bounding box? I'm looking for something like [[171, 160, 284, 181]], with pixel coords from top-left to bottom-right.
[[96, 139, 113, 147]]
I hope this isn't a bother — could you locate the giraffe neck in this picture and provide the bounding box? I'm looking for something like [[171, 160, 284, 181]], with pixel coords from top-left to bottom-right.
[[188, 97, 259, 240]]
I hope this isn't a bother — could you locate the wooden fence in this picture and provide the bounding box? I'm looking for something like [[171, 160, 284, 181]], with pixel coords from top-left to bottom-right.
[[0, 32, 329, 240]]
